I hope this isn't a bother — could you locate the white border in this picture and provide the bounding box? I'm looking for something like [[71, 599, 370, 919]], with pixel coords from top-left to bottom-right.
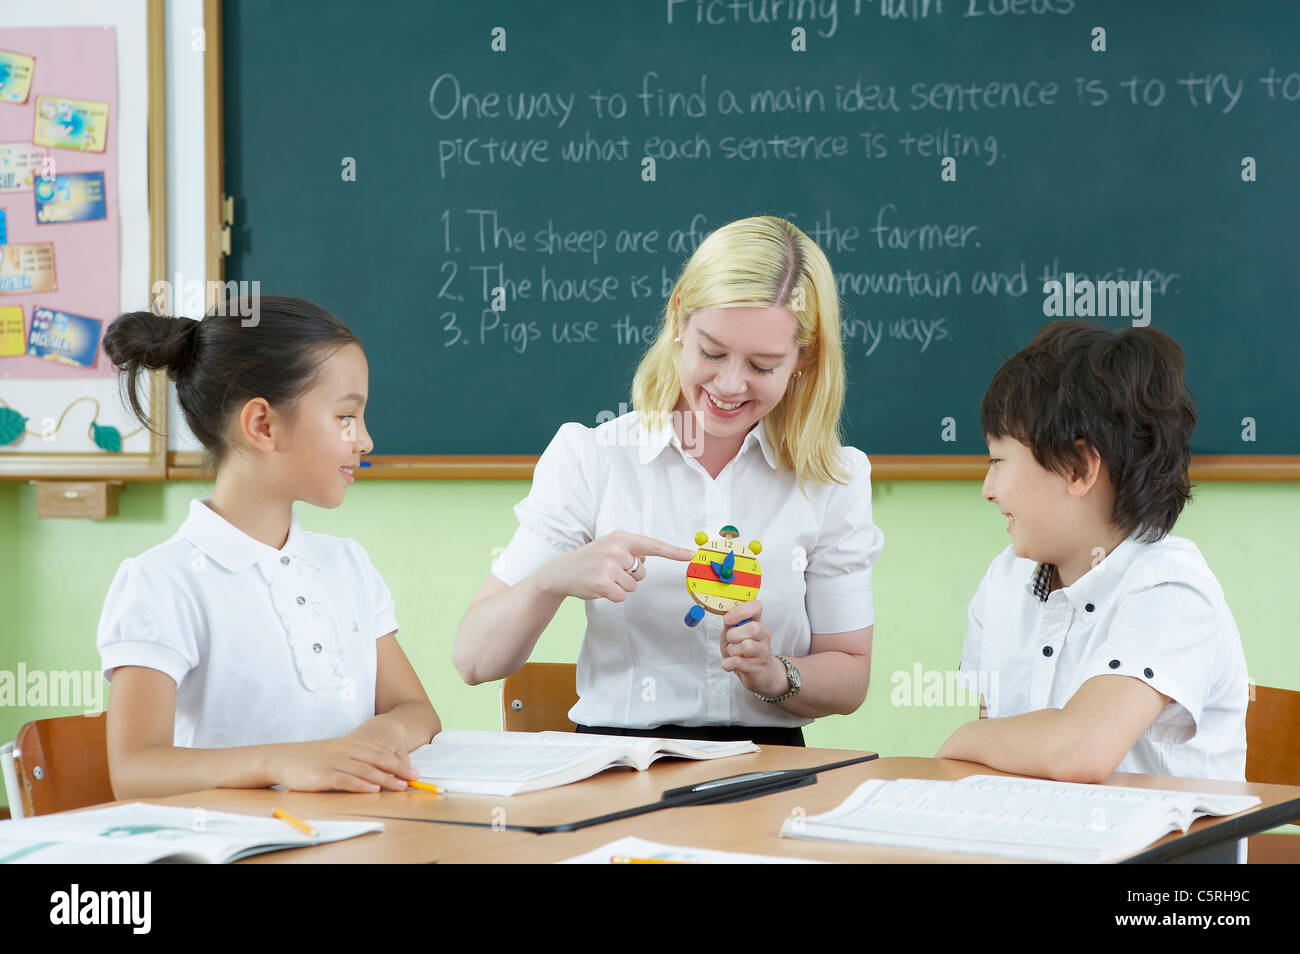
[[0, 0, 152, 454]]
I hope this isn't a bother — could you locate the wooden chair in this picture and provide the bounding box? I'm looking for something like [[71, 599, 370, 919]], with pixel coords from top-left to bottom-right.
[[501, 662, 579, 732], [1244, 684, 1300, 863], [11, 712, 114, 817]]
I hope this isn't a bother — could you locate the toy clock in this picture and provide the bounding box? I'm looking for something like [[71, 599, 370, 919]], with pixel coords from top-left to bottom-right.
[[684, 525, 763, 627]]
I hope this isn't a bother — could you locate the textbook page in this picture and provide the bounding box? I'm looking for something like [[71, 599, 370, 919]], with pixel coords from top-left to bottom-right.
[[558, 835, 825, 864], [780, 777, 1259, 863], [409, 731, 636, 790], [959, 775, 1261, 818], [409, 730, 757, 795]]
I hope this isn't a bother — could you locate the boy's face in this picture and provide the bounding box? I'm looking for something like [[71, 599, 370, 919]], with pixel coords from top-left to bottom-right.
[[982, 435, 1076, 564]]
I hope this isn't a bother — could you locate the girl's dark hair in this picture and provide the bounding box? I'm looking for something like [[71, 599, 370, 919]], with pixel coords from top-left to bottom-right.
[[981, 321, 1197, 542], [103, 295, 360, 467]]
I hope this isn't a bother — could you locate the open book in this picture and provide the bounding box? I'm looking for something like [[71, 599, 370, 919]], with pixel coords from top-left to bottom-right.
[[409, 729, 759, 796], [0, 803, 383, 864], [558, 835, 825, 864], [779, 775, 1260, 863]]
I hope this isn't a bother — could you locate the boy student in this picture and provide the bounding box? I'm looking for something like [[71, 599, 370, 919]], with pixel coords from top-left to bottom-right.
[[938, 321, 1248, 783]]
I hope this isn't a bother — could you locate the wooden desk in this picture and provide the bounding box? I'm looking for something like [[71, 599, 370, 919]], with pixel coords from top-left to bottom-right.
[[97, 748, 1300, 864]]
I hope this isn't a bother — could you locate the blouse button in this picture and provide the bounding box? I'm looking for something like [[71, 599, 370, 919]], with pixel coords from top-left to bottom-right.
[[296, 596, 306, 606], [1144, 667, 1154, 679], [1085, 603, 1095, 612], [1109, 659, 1121, 669], [1042, 646, 1053, 657], [280, 556, 290, 566], [312, 642, 322, 653]]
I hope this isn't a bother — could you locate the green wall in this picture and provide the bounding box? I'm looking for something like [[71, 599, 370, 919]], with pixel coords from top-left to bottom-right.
[[2, 478, 1297, 817]]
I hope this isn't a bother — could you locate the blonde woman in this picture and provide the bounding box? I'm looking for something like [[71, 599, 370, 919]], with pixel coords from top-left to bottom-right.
[[453, 216, 883, 745]]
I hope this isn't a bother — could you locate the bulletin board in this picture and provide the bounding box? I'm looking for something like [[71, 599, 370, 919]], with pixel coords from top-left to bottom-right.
[[0, 0, 167, 480]]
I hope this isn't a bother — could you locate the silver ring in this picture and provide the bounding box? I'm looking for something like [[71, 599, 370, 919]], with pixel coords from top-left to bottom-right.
[[627, 555, 643, 574]]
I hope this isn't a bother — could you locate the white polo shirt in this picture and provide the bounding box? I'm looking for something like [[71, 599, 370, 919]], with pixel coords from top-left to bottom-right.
[[97, 499, 398, 749], [491, 410, 885, 730], [958, 533, 1249, 781]]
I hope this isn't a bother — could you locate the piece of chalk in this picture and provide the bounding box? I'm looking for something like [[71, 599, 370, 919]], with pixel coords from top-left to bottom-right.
[[685, 605, 706, 627]]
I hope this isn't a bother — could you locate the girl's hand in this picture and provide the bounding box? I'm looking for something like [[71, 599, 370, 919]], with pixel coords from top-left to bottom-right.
[[720, 600, 789, 699], [346, 713, 411, 754], [537, 530, 695, 603], [273, 736, 418, 793]]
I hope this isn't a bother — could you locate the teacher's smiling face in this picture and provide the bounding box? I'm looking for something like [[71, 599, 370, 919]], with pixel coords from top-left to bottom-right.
[[675, 305, 802, 439]]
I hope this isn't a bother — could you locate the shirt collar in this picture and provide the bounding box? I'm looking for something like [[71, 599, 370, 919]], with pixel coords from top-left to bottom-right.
[[1029, 533, 1145, 609], [635, 412, 780, 471], [179, 499, 323, 574]]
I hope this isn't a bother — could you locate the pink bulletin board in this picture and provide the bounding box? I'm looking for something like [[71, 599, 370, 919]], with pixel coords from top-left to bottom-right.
[[0, 26, 119, 382]]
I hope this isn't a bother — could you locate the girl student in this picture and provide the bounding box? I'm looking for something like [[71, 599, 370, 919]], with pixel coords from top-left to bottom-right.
[[98, 296, 438, 798], [453, 216, 884, 745]]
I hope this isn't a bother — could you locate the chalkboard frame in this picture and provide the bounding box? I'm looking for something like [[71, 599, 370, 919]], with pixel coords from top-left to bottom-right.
[[176, 0, 1298, 482]]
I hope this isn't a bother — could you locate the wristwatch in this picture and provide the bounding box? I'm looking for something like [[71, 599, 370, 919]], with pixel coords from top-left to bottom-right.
[[754, 655, 802, 703]]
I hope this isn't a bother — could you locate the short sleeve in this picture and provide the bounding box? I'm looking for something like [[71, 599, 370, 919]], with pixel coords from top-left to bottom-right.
[[803, 448, 885, 634], [96, 559, 201, 687], [1076, 582, 1216, 744], [491, 422, 595, 586], [347, 539, 398, 639]]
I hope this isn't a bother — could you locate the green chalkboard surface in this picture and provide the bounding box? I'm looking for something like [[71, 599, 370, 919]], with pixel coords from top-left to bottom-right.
[[223, 0, 1299, 456]]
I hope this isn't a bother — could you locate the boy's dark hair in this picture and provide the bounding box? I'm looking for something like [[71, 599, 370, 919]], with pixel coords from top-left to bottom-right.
[[103, 295, 360, 469], [981, 321, 1196, 542]]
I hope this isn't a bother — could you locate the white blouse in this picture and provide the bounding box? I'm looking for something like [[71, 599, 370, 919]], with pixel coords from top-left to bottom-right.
[[491, 411, 885, 729], [97, 499, 398, 749]]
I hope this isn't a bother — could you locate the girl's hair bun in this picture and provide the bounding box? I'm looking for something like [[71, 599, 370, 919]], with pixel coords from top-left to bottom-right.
[[102, 296, 360, 467], [102, 311, 200, 379]]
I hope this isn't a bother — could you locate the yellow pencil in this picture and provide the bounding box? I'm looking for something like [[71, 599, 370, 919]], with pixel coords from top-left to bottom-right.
[[610, 856, 693, 864], [406, 779, 443, 794], [272, 807, 318, 837]]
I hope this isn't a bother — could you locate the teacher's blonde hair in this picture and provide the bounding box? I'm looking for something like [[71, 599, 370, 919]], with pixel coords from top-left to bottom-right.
[[631, 215, 849, 487]]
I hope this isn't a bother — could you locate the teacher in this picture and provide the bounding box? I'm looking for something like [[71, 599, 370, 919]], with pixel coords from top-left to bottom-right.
[[452, 216, 884, 746]]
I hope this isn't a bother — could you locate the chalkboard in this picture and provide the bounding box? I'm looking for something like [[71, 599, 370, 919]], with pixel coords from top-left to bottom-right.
[[222, 0, 1299, 458]]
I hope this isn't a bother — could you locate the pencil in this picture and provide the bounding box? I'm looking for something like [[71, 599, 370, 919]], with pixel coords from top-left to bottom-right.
[[272, 807, 318, 837], [406, 779, 442, 794], [610, 856, 693, 864]]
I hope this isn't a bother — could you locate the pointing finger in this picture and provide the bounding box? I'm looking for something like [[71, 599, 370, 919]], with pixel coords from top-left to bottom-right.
[[621, 533, 697, 562]]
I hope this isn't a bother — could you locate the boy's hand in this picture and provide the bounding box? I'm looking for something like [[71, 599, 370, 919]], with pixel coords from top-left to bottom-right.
[[274, 736, 418, 793]]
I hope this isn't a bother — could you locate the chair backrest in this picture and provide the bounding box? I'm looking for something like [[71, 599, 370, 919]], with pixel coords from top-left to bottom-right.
[[1245, 685, 1300, 788], [501, 662, 579, 732], [12, 713, 114, 816]]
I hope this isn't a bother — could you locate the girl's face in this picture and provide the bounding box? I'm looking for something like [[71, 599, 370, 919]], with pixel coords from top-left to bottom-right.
[[675, 305, 803, 442], [279, 343, 373, 508]]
